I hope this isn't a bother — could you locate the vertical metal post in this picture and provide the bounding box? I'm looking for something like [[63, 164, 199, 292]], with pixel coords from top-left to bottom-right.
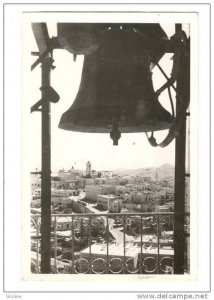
[[174, 23, 187, 274], [174, 119, 186, 274], [36, 217, 39, 272], [106, 216, 109, 273], [71, 215, 75, 273], [123, 215, 126, 274], [174, 120, 186, 273], [89, 216, 92, 273], [40, 57, 52, 273], [54, 216, 57, 272], [140, 215, 143, 274], [157, 215, 160, 274]]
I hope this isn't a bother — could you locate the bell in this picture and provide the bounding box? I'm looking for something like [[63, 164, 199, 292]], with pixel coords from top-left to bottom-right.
[[57, 23, 101, 55], [58, 28, 175, 138]]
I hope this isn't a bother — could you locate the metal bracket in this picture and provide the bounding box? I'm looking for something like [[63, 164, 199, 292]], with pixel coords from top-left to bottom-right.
[[31, 86, 60, 113], [31, 37, 59, 71], [31, 99, 42, 113], [31, 48, 52, 71]]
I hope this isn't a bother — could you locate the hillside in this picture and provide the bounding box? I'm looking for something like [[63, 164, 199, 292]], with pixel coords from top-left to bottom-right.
[[113, 163, 174, 180]]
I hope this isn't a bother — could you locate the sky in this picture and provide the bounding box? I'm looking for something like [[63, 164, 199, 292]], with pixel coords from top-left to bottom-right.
[[25, 22, 189, 172]]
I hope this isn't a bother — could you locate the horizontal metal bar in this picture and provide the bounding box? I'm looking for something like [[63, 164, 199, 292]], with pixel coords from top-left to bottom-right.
[[32, 212, 174, 218], [31, 235, 41, 239], [31, 51, 40, 56]]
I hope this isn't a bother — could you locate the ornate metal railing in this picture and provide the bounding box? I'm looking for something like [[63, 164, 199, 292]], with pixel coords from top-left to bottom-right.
[[31, 212, 177, 274]]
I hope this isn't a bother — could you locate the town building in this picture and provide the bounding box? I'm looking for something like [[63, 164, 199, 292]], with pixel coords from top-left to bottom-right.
[[52, 216, 72, 231], [125, 216, 141, 232], [77, 177, 86, 189], [105, 177, 121, 186], [100, 170, 113, 178], [62, 198, 73, 209], [122, 202, 146, 212], [85, 185, 100, 202], [74, 216, 105, 237], [121, 175, 135, 184], [97, 195, 118, 211], [85, 178, 95, 185], [31, 188, 70, 207], [115, 185, 129, 196], [85, 184, 115, 202], [108, 199, 122, 213], [94, 178, 107, 185]]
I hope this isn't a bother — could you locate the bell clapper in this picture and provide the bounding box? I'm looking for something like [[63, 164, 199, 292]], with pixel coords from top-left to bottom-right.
[[146, 131, 158, 147], [110, 121, 121, 146]]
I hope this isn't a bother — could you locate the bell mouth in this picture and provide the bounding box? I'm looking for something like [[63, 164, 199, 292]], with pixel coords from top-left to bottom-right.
[[58, 95, 176, 132], [58, 123, 174, 133], [58, 114, 175, 133]]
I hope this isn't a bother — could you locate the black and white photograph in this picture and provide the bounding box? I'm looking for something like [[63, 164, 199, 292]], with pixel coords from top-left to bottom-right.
[[2, 2, 212, 298], [25, 13, 191, 277]]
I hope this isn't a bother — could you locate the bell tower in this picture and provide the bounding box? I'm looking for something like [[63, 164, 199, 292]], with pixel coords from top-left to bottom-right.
[[86, 161, 92, 178]]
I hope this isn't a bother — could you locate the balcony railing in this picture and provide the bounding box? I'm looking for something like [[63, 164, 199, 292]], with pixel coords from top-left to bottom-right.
[[31, 212, 179, 274]]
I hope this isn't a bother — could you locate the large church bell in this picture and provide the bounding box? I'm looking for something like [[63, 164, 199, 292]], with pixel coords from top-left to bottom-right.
[[58, 24, 175, 145]]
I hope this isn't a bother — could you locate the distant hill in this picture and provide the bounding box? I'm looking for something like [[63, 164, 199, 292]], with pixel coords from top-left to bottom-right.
[[113, 164, 174, 180]]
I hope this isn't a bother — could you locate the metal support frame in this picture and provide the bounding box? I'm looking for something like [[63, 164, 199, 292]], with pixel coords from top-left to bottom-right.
[[31, 23, 54, 274], [174, 24, 187, 274], [40, 56, 52, 273]]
